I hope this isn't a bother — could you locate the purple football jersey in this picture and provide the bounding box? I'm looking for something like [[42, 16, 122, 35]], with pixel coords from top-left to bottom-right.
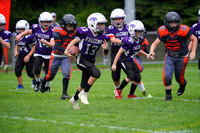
[[16, 34, 36, 55], [0, 30, 12, 43], [190, 22, 200, 44], [31, 24, 54, 55], [121, 36, 143, 62], [76, 27, 108, 61], [106, 24, 128, 48]]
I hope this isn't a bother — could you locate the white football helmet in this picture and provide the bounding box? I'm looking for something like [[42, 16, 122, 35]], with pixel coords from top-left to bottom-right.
[[198, 9, 200, 22], [38, 12, 53, 29], [0, 13, 6, 31], [128, 20, 145, 38], [110, 8, 126, 28], [16, 20, 30, 32], [87, 13, 107, 33]]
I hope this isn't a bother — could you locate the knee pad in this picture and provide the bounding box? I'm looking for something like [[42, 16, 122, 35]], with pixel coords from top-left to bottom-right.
[[63, 70, 70, 79], [92, 68, 101, 78], [15, 69, 22, 77], [27, 72, 34, 78], [112, 71, 120, 82], [34, 66, 41, 75], [164, 77, 172, 86], [134, 74, 141, 83]]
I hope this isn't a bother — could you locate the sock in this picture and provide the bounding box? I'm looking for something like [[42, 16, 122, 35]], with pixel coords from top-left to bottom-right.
[[165, 89, 172, 95], [129, 83, 137, 95], [74, 90, 80, 100], [45, 81, 50, 87], [32, 79, 36, 84], [18, 84, 23, 88], [36, 77, 40, 82], [84, 83, 92, 92], [62, 78, 69, 95], [114, 85, 120, 89], [118, 79, 128, 90], [138, 82, 145, 92]]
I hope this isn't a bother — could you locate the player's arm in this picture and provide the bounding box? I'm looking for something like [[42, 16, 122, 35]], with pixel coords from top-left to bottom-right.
[[147, 38, 161, 58], [15, 29, 32, 41], [188, 34, 197, 60], [111, 47, 124, 71], [102, 39, 109, 56], [40, 38, 55, 48], [24, 44, 36, 63], [0, 38, 10, 49], [64, 38, 80, 57], [110, 37, 122, 44], [14, 44, 19, 57], [140, 50, 154, 60]]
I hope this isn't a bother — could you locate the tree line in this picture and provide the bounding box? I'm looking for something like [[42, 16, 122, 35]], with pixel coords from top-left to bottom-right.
[[9, 0, 200, 32]]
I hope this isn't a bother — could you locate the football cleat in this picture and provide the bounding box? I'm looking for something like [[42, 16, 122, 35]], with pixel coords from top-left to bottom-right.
[[16, 84, 24, 90], [69, 96, 80, 110], [164, 94, 172, 101], [34, 81, 40, 92], [61, 93, 71, 100], [177, 81, 187, 96], [127, 94, 137, 98], [78, 90, 89, 105], [114, 88, 122, 99], [40, 78, 46, 93], [31, 80, 36, 88], [45, 87, 50, 92], [142, 90, 152, 98]]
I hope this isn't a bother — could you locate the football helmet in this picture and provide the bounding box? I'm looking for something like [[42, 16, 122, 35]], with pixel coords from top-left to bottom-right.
[[61, 14, 77, 33], [128, 20, 145, 38], [0, 13, 6, 31], [110, 8, 126, 28], [164, 11, 180, 33], [16, 20, 30, 33], [87, 13, 107, 33], [198, 9, 200, 22], [38, 12, 53, 29]]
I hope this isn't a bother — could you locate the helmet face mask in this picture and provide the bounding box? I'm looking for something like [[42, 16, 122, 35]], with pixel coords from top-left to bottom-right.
[[110, 8, 126, 28], [164, 11, 180, 33], [38, 12, 53, 30], [61, 14, 77, 33], [0, 14, 6, 31], [198, 9, 200, 22], [128, 20, 145, 39], [87, 13, 107, 33]]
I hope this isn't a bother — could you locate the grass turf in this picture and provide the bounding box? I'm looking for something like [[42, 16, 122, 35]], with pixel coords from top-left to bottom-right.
[[0, 64, 199, 133]]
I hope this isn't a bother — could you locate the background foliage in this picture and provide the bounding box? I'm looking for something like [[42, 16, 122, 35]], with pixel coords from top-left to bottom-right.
[[10, 0, 200, 32]]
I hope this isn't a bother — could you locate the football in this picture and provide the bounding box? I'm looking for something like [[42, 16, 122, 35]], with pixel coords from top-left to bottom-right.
[[70, 46, 80, 56]]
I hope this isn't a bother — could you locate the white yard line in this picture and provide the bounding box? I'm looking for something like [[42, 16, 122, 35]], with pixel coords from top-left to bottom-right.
[[0, 115, 192, 133], [1, 115, 152, 132]]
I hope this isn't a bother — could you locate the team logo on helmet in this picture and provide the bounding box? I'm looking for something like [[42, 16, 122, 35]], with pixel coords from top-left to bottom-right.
[[89, 17, 97, 22]]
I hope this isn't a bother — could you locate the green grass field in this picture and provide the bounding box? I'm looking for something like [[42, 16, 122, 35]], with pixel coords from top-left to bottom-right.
[[0, 64, 199, 133]]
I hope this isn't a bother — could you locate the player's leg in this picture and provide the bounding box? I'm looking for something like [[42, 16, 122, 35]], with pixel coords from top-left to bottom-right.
[[111, 62, 121, 90], [114, 62, 132, 99], [77, 57, 100, 105], [175, 57, 188, 96], [0, 46, 3, 70], [60, 57, 71, 100], [25, 56, 35, 88], [163, 55, 175, 101], [15, 54, 25, 89], [34, 56, 43, 92], [128, 57, 143, 98], [111, 48, 121, 90], [43, 58, 51, 92]]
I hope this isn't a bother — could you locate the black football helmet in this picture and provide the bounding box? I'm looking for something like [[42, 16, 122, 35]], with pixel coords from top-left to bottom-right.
[[61, 14, 77, 33], [164, 11, 180, 33]]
